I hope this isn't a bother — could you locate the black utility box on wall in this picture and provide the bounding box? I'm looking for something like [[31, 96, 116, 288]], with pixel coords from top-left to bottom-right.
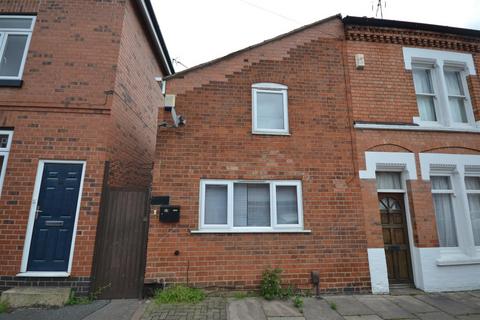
[[159, 205, 180, 222]]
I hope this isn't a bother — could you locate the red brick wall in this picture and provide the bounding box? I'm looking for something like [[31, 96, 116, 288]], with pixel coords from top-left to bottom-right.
[[0, 0, 165, 284], [146, 18, 371, 293], [108, 0, 164, 188], [345, 25, 480, 251]]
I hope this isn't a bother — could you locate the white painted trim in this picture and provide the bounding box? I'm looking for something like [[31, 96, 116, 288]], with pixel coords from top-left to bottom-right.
[[354, 123, 480, 133], [367, 248, 389, 294], [0, 130, 13, 197], [0, 16, 36, 80], [252, 83, 289, 135], [16, 272, 69, 278], [199, 179, 304, 232], [359, 152, 417, 181], [20, 160, 86, 275], [190, 229, 311, 234], [403, 47, 476, 75]]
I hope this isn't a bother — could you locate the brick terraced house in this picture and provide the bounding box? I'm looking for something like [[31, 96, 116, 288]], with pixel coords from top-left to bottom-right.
[[147, 15, 480, 294], [0, 0, 173, 298]]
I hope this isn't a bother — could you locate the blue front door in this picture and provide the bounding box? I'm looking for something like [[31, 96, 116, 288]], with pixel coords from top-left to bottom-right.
[[27, 163, 83, 272]]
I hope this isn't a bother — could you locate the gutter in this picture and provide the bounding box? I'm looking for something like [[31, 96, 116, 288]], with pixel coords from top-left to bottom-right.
[[136, 0, 174, 75]]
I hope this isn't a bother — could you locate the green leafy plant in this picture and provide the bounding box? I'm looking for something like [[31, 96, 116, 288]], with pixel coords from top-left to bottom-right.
[[233, 291, 258, 299], [330, 302, 337, 310], [260, 268, 283, 300], [293, 296, 304, 309], [66, 291, 92, 305], [0, 301, 9, 313], [154, 285, 205, 304]]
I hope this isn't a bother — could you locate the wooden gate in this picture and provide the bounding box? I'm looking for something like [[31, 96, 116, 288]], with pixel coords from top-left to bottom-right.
[[91, 166, 150, 299]]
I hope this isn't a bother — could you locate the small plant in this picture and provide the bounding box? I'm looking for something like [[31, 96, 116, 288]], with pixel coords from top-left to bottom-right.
[[330, 302, 337, 310], [293, 296, 304, 309], [0, 301, 9, 313], [260, 268, 283, 300], [154, 285, 205, 304], [66, 291, 92, 305]]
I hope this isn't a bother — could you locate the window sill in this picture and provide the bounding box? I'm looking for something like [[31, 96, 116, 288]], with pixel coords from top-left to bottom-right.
[[190, 229, 311, 234], [0, 79, 23, 88], [16, 272, 70, 278], [252, 130, 291, 136], [436, 257, 480, 266], [354, 123, 480, 133]]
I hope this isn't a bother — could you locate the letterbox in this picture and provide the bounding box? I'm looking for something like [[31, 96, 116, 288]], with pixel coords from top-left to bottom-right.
[[159, 205, 180, 223]]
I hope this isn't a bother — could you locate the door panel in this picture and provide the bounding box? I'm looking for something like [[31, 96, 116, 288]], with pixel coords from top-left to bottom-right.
[[378, 193, 413, 284], [27, 163, 83, 272]]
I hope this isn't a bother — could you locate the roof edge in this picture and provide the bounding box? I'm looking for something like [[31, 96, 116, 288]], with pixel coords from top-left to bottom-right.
[[165, 13, 342, 80], [136, 0, 175, 75], [343, 16, 480, 39]]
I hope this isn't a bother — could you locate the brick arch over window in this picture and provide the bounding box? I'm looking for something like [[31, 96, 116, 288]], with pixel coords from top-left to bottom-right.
[[366, 143, 414, 153], [421, 146, 480, 154]]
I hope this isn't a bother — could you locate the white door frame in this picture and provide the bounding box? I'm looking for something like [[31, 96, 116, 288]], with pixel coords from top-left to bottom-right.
[[18, 160, 86, 277]]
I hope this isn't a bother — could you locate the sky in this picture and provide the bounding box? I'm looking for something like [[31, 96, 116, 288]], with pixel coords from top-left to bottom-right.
[[153, 0, 480, 72]]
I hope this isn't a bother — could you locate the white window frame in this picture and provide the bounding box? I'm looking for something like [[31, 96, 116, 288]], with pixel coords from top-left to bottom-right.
[[419, 153, 480, 265], [197, 179, 305, 233], [465, 174, 480, 246], [0, 130, 13, 197], [403, 47, 477, 129], [252, 83, 289, 135], [0, 15, 36, 81]]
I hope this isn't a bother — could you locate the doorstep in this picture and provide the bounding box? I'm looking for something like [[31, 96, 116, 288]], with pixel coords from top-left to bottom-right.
[[0, 287, 71, 308]]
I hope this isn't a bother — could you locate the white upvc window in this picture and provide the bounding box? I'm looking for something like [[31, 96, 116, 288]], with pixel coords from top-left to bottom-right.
[[430, 175, 458, 247], [252, 83, 289, 135], [403, 48, 477, 128], [199, 179, 303, 232], [0, 130, 13, 197], [465, 175, 480, 246], [0, 15, 36, 81]]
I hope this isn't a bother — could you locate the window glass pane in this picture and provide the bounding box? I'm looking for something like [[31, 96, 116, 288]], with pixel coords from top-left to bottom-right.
[[0, 17, 33, 29], [413, 69, 434, 94], [416, 96, 437, 121], [0, 34, 28, 77], [467, 193, 480, 246], [432, 193, 458, 247], [449, 97, 468, 123], [431, 176, 452, 190], [276, 186, 298, 224], [204, 185, 227, 224], [444, 71, 464, 96], [376, 172, 402, 189], [0, 134, 9, 148], [256, 91, 285, 130], [465, 176, 480, 190], [234, 183, 270, 227]]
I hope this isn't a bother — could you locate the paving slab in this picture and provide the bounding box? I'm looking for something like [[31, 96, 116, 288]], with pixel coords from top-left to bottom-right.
[[267, 317, 304, 320], [262, 299, 302, 317], [415, 311, 456, 320], [416, 294, 477, 316], [322, 296, 375, 316], [303, 298, 343, 320], [343, 316, 383, 320], [457, 316, 480, 320], [0, 300, 110, 320], [356, 296, 413, 319], [83, 299, 142, 320], [228, 298, 266, 320], [444, 293, 480, 312], [385, 295, 437, 314]]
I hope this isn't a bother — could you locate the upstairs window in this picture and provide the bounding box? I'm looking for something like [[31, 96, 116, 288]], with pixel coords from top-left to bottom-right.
[[403, 48, 476, 128], [0, 16, 36, 81], [252, 83, 289, 135]]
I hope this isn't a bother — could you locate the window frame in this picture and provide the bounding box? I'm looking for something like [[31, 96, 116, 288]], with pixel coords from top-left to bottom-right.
[[0, 130, 13, 197], [465, 174, 480, 246], [0, 15, 36, 81], [199, 179, 303, 232], [251, 83, 289, 135], [411, 63, 440, 125], [430, 174, 459, 247], [403, 48, 477, 129]]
